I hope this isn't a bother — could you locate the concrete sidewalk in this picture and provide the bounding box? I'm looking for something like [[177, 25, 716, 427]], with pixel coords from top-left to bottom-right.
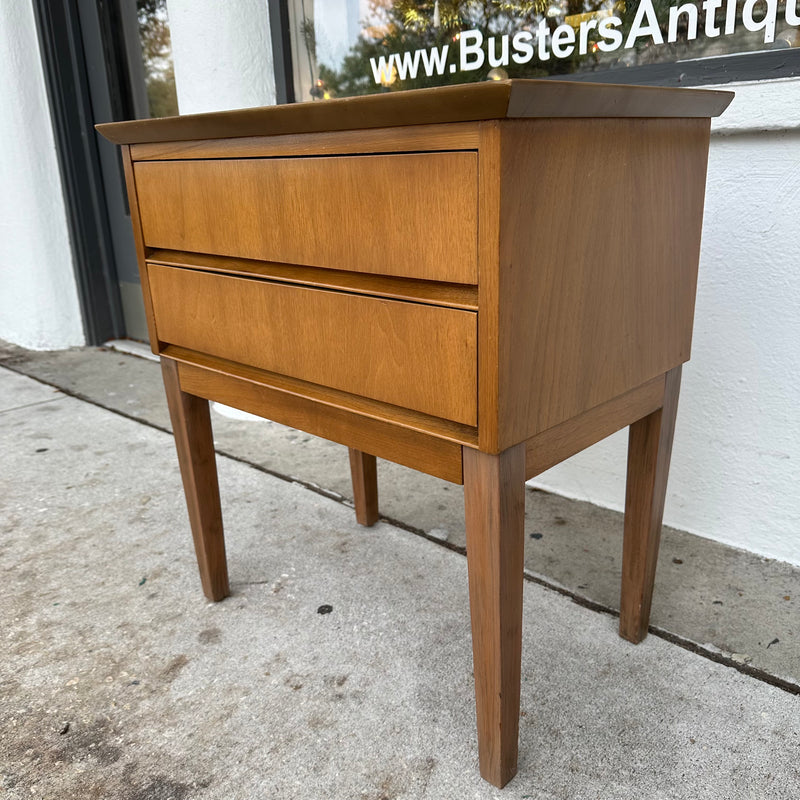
[[1, 365, 799, 799], [4, 341, 799, 691]]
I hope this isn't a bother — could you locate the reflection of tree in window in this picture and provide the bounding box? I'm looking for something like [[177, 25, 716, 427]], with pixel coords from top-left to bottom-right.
[[317, 0, 561, 96], [137, 0, 178, 117], [306, 0, 800, 99]]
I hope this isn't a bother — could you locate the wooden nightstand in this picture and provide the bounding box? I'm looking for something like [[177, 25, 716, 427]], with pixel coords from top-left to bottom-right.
[[98, 80, 732, 788]]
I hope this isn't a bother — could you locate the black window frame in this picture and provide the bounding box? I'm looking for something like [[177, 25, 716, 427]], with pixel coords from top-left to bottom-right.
[[550, 47, 800, 87]]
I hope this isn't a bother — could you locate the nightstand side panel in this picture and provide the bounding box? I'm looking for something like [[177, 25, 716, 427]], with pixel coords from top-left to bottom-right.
[[494, 117, 712, 449]]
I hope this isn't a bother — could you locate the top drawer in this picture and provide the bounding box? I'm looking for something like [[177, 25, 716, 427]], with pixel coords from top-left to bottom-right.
[[133, 152, 478, 284]]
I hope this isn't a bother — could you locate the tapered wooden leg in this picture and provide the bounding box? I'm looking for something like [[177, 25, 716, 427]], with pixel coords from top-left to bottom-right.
[[619, 366, 682, 643], [348, 448, 379, 526], [463, 443, 525, 788], [161, 358, 229, 602]]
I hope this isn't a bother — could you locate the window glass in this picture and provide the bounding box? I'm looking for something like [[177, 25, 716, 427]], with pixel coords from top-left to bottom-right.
[[286, 0, 800, 99], [137, 0, 178, 117]]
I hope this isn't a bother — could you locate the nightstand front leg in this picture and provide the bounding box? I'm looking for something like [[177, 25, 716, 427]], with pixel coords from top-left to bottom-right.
[[463, 443, 525, 788], [348, 448, 379, 526], [161, 358, 229, 602], [619, 366, 682, 643]]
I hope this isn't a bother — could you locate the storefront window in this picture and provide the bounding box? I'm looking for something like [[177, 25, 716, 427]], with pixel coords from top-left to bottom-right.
[[137, 0, 178, 117], [285, 0, 800, 99]]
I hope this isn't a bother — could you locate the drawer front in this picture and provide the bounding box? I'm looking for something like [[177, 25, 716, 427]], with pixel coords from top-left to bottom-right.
[[148, 264, 477, 426], [135, 153, 478, 284]]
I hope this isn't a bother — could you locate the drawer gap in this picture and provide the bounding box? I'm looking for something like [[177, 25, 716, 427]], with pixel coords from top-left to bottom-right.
[[136, 148, 479, 162], [147, 250, 478, 311], [161, 344, 478, 447], [127, 122, 482, 161]]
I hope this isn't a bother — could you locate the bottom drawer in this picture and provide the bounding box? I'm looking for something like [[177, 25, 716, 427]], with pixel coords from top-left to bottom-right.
[[147, 264, 478, 426]]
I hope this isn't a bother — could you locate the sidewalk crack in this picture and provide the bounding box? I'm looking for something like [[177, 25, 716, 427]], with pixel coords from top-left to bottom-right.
[[0, 395, 66, 415]]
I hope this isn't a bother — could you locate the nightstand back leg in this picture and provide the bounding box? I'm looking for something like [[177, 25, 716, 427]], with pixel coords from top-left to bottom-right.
[[348, 448, 379, 526], [619, 366, 682, 643]]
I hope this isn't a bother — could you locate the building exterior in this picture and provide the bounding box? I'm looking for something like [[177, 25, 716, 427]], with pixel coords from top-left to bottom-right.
[[1, 0, 798, 566]]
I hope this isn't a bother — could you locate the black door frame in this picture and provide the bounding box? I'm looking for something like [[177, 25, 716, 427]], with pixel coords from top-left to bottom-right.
[[33, 0, 126, 345]]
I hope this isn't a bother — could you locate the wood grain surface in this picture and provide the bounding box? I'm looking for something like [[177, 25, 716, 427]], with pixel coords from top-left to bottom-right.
[[175, 358, 465, 483], [525, 375, 665, 479], [619, 366, 682, 643], [130, 122, 481, 161], [161, 358, 229, 601], [146, 250, 478, 310], [348, 449, 379, 526], [120, 146, 159, 349], [163, 345, 478, 447], [493, 117, 710, 450], [148, 264, 478, 425], [463, 443, 526, 788], [134, 152, 478, 284], [476, 121, 503, 453], [97, 79, 732, 145]]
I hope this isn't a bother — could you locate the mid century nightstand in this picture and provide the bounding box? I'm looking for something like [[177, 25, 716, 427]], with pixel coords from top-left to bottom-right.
[[99, 80, 732, 788]]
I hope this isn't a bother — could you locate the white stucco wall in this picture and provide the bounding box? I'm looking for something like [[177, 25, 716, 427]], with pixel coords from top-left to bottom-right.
[[531, 78, 800, 567], [167, 0, 276, 114], [0, 3, 84, 350]]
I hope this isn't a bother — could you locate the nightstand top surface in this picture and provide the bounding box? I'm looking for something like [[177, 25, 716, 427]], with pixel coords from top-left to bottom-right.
[[97, 79, 733, 145]]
